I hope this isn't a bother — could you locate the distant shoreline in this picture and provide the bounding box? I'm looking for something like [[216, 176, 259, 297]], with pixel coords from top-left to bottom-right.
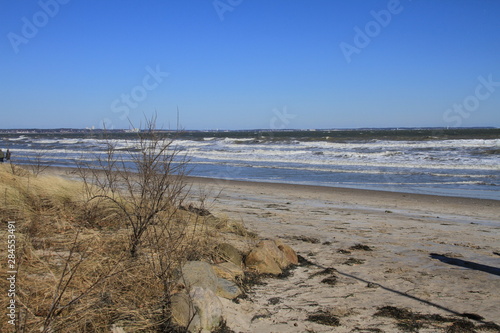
[[1, 126, 499, 141]]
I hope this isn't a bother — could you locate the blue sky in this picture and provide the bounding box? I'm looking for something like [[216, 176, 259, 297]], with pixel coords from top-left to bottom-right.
[[1, 0, 499, 130]]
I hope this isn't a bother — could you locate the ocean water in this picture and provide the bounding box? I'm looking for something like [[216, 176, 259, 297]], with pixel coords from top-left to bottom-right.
[[1, 128, 499, 200]]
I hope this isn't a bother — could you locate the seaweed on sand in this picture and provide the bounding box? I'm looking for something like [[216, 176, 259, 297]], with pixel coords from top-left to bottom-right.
[[309, 267, 337, 278], [297, 254, 316, 267], [211, 320, 236, 333], [373, 306, 499, 333], [321, 275, 338, 285], [291, 235, 321, 243], [343, 258, 366, 265], [350, 244, 374, 251], [307, 311, 341, 327]]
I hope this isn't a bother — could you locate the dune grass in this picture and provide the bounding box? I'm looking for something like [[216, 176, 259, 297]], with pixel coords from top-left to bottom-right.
[[0, 164, 237, 332]]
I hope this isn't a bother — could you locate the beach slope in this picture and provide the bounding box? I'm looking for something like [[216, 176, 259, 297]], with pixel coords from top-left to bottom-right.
[[197, 178, 500, 332]]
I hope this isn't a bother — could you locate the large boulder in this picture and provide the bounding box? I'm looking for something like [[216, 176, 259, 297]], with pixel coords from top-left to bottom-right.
[[216, 277, 242, 300], [171, 287, 223, 333], [244, 239, 298, 275], [213, 261, 245, 282], [179, 261, 218, 292], [216, 243, 243, 266], [190, 287, 223, 332], [274, 239, 299, 265], [171, 292, 196, 329], [244, 241, 282, 275], [178, 261, 242, 299]]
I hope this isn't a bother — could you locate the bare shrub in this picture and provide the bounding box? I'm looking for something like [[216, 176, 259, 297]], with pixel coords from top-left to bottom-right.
[[77, 115, 191, 257], [0, 116, 233, 332], [26, 150, 52, 177]]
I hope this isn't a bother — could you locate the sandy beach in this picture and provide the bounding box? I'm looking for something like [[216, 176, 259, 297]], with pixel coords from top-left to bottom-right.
[[47, 167, 500, 332], [190, 177, 500, 332]]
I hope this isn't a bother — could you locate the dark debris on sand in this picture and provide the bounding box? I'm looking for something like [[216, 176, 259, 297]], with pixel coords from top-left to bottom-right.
[[297, 254, 316, 267], [308, 267, 339, 285], [309, 267, 337, 278], [321, 275, 338, 285], [211, 320, 236, 333], [268, 297, 281, 305], [290, 235, 321, 244], [374, 306, 500, 333], [307, 311, 341, 327], [445, 320, 477, 333], [343, 258, 366, 265], [353, 327, 384, 332], [350, 243, 374, 251], [238, 271, 267, 290]]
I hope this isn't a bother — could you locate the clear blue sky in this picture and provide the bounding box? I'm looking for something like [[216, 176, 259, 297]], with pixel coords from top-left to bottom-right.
[[1, 0, 499, 130]]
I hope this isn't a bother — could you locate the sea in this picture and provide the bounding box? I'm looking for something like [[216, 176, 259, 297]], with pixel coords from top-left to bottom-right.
[[1, 128, 499, 201]]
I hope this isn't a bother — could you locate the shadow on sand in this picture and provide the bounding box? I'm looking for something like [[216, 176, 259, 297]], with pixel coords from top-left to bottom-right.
[[297, 254, 497, 326], [430, 253, 500, 277]]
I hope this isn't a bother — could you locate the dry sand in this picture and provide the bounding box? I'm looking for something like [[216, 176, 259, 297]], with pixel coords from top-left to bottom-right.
[[47, 167, 500, 332], [192, 177, 500, 332]]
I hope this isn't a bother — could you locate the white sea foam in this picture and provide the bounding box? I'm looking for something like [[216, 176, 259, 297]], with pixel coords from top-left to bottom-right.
[[7, 135, 499, 200]]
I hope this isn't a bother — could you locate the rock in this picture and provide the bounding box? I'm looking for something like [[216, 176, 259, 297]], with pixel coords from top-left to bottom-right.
[[179, 261, 218, 292], [213, 262, 245, 282], [179, 260, 243, 300], [274, 239, 299, 265], [245, 239, 298, 275], [171, 287, 223, 333], [216, 243, 243, 266], [190, 287, 223, 332], [171, 292, 197, 329], [216, 277, 242, 299], [245, 243, 283, 275]]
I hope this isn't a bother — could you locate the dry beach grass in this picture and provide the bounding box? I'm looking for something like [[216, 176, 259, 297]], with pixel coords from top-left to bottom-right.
[[0, 164, 251, 332]]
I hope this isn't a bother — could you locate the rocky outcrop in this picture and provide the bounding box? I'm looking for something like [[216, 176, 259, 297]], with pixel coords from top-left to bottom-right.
[[245, 239, 298, 275], [172, 239, 298, 331]]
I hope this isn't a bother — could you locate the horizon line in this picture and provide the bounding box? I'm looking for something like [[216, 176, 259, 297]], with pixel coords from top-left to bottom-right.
[[1, 126, 499, 132]]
